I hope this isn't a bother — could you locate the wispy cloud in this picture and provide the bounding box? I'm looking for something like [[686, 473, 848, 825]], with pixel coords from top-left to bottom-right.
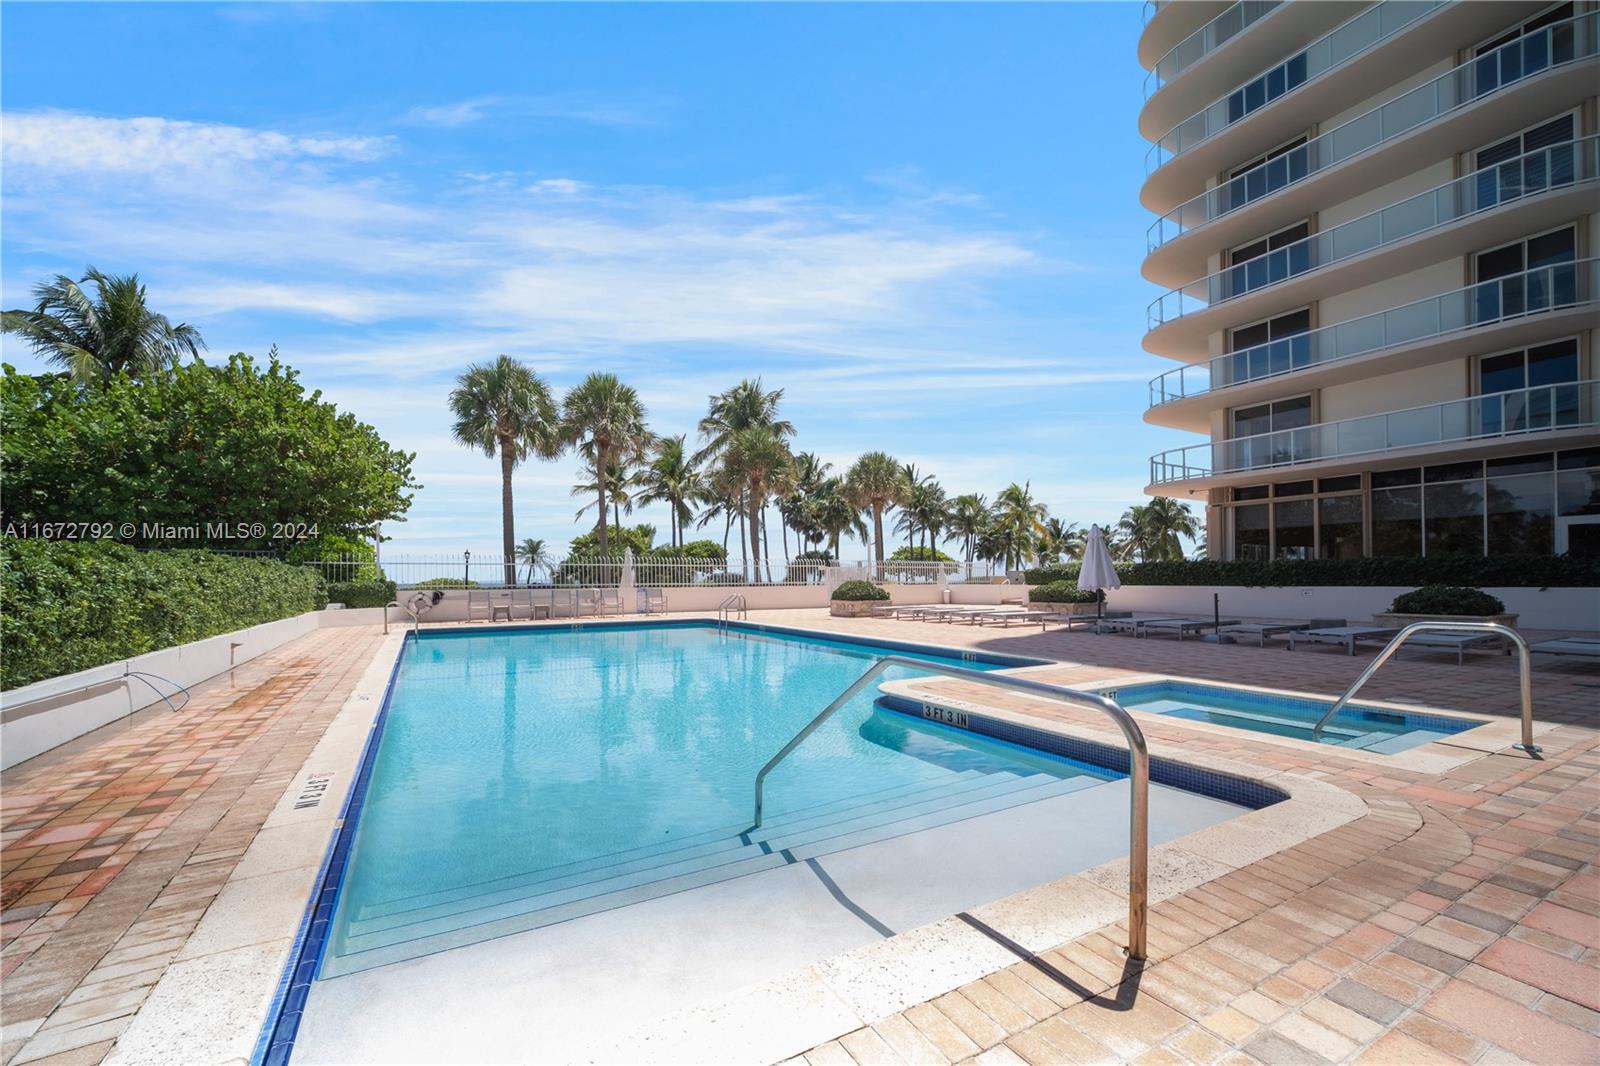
[[403, 93, 665, 129]]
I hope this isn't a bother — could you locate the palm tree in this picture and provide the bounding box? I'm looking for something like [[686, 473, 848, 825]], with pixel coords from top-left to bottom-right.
[[696, 379, 794, 573], [813, 477, 866, 559], [514, 538, 552, 584], [896, 476, 949, 554], [2, 268, 206, 384], [561, 372, 651, 559], [449, 356, 560, 586], [720, 427, 795, 581], [1139, 497, 1203, 561], [990, 482, 1049, 569], [1039, 518, 1085, 563], [845, 452, 907, 576], [637, 435, 705, 549], [779, 451, 831, 557], [572, 461, 640, 531], [948, 493, 990, 563], [1117, 504, 1155, 562]]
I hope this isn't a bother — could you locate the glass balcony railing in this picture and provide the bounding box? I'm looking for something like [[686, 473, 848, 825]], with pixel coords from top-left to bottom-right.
[[1148, 258, 1599, 407], [1146, 10, 1600, 253], [1146, 136, 1599, 332], [1144, 1, 1284, 100], [1149, 380, 1599, 484], [1146, 1, 1445, 174]]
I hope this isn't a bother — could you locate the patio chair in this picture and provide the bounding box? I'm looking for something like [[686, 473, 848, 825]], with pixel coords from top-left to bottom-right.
[[1139, 617, 1241, 641], [1529, 637, 1600, 661], [1092, 616, 1186, 636], [574, 588, 601, 617], [1217, 622, 1310, 647], [1399, 632, 1511, 666], [597, 589, 624, 616], [466, 589, 492, 623], [639, 588, 669, 615], [1287, 625, 1401, 656]]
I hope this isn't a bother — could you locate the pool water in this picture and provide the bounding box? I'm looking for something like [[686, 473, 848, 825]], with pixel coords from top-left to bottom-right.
[[1105, 680, 1476, 753], [321, 624, 1110, 975]]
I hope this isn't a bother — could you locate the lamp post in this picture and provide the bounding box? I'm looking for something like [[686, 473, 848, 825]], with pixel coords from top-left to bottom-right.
[[463, 549, 471, 588]]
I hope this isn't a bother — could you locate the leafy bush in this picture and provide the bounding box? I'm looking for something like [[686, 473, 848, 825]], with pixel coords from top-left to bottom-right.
[[1028, 581, 1099, 604], [659, 540, 727, 562], [286, 534, 382, 582], [1389, 585, 1507, 615], [325, 579, 397, 608], [786, 549, 833, 584], [832, 579, 889, 601], [1, 356, 417, 548], [413, 577, 477, 589], [1023, 555, 1597, 588], [1, 540, 324, 690]]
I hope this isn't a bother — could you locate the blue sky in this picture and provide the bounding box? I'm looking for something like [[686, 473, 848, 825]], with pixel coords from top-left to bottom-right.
[[1, 1, 1185, 560]]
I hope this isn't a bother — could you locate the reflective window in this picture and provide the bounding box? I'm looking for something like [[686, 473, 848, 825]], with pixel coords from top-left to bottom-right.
[[1223, 221, 1312, 300], [1234, 503, 1270, 561], [1473, 3, 1575, 99], [1224, 308, 1312, 386], [1274, 499, 1314, 559], [1221, 136, 1309, 214], [1424, 481, 1486, 555], [1474, 227, 1577, 321], [1228, 51, 1308, 124], [1473, 114, 1575, 208], [1319, 496, 1364, 559], [1372, 487, 1422, 556], [1488, 473, 1554, 553]]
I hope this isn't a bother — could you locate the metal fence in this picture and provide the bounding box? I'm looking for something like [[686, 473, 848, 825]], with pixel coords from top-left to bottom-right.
[[290, 553, 1010, 589]]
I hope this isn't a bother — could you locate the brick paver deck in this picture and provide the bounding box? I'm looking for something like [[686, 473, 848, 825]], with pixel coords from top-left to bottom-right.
[[2, 612, 1595, 1065], [0, 626, 384, 1065]]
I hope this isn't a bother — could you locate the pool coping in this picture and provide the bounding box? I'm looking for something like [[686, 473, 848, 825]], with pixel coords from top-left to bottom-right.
[[109, 618, 1371, 1066]]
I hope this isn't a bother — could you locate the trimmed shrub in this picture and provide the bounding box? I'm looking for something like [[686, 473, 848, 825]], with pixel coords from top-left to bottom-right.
[[1, 540, 324, 690], [325, 579, 398, 608], [831, 579, 889, 601], [1023, 555, 1597, 588], [414, 577, 477, 589], [1389, 585, 1507, 616], [1028, 581, 1099, 604]]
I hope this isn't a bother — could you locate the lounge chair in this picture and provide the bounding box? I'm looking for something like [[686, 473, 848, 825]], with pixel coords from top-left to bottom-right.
[[1530, 637, 1600, 661], [1140, 617, 1241, 641], [974, 609, 1052, 628], [597, 589, 624, 616], [1092, 616, 1187, 636], [466, 589, 493, 623], [946, 607, 1010, 624], [639, 588, 668, 615], [1287, 625, 1401, 656], [1400, 632, 1510, 665], [574, 588, 601, 617], [1218, 622, 1310, 647]]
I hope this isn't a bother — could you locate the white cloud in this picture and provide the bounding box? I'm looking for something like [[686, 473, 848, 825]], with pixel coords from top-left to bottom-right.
[[403, 94, 661, 129]]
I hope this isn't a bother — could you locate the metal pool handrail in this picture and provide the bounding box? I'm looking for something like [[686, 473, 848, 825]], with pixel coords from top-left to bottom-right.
[[1310, 621, 1538, 755], [717, 593, 747, 628], [751, 656, 1151, 960]]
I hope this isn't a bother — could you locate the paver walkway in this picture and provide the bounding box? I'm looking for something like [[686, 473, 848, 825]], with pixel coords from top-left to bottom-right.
[[0, 626, 384, 1066], [2, 611, 1596, 1065]]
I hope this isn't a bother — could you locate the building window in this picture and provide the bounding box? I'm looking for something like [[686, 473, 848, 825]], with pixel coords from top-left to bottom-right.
[[1234, 503, 1270, 561], [1372, 485, 1423, 556], [1478, 337, 1582, 434], [1273, 498, 1315, 559], [1473, 113, 1576, 210], [1227, 50, 1309, 125], [1224, 308, 1312, 387], [1474, 227, 1577, 322], [1318, 495, 1364, 558], [1222, 221, 1311, 300], [1473, 2, 1576, 99], [1220, 136, 1308, 213], [1423, 468, 1486, 556]]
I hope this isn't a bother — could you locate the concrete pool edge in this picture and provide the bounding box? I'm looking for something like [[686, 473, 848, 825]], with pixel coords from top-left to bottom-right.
[[108, 618, 1368, 1066]]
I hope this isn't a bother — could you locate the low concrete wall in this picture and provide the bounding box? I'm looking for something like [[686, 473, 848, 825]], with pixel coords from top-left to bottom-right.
[[1, 612, 325, 770]]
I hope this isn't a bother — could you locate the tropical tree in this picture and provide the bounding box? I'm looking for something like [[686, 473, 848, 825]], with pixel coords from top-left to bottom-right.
[[813, 477, 866, 560], [896, 475, 949, 554], [948, 493, 990, 563], [1121, 497, 1202, 561], [1039, 518, 1086, 563], [450, 356, 560, 586], [845, 452, 907, 575], [720, 427, 796, 581], [637, 435, 705, 549], [572, 461, 640, 532], [561, 372, 651, 559], [989, 482, 1049, 568], [779, 451, 831, 556], [696, 379, 794, 574], [515, 538, 552, 584], [2, 268, 206, 385]]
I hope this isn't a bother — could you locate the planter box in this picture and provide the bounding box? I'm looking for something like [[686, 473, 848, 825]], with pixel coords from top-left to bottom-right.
[[830, 600, 886, 617], [1371, 611, 1520, 629]]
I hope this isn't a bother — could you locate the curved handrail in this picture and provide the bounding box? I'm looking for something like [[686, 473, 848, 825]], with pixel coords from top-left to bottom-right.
[[123, 668, 192, 714], [717, 593, 748, 625], [384, 601, 400, 635], [1310, 621, 1537, 755], [751, 656, 1151, 960]]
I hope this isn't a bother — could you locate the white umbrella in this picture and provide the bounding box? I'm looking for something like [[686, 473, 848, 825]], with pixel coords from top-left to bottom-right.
[[1077, 524, 1121, 619], [619, 547, 636, 614]]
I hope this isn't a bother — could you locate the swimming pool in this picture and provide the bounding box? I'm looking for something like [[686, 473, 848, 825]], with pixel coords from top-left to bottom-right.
[[318, 623, 1096, 977], [1101, 679, 1477, 753]]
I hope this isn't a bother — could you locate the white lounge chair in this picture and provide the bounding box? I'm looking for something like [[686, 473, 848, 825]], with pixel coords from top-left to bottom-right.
[[974, 609, 1052, 628], [639, 588, 669, 615], [1400, 632, 1510, 665], [1530, 637, 1600, 661], [598, 589, 624, 616], [1140, 618, 1241, 641], [466, 589, 493, 622], [1288, 626, 1401, 655], [1092, 616, 1187, 636], [1218, 622, 1310, 647]]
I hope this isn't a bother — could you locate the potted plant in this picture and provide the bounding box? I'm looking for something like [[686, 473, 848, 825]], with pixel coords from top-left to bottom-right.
[[830, 579, 890, 617], [1027, 581, 1102, 616], [1373, 585, 1518, 628]]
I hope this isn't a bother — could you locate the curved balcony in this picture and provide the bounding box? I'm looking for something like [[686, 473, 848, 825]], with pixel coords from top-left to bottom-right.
[[1145, 136, 1600, 353], [1139, 0, 1233, 70], [1144, 1, 1283, 102], [1144, 0, 1446, 176], [1144, 10, 1600, 263], [1149, 380, 1600, 489], [1147, 259, 1600, 428]]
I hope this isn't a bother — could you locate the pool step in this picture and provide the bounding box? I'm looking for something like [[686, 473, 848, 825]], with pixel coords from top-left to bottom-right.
[[349, 768, 1005, 922], [325, 770, 1098, 975], [344, 769, 1064, 936]]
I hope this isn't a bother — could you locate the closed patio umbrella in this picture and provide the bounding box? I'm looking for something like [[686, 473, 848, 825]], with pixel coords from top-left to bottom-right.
[[1078, 524, 1121, 620]]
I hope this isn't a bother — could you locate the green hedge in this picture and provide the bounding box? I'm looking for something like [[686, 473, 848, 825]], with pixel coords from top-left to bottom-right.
[[1390, 585, 1507, 615], [1, 540, 325, 690], [1023, 555, 1598, 588], [832, 579, 889, 601], [1028, 581, 1099, 604], [325, 579, 397, 609]]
